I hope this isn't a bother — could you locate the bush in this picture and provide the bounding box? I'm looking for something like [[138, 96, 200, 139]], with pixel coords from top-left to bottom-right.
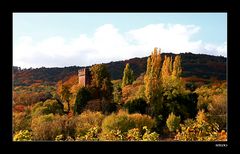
[[55, 134, 64, 141], [13, 111, 31, 132], [128, 113, 156, 133], [142, 126, 159, 141], [126, 128, 141, 141], [43, 99, 64, 115], [99, 129, 124, 141], [31, 99, 64, 117], [63, 116, 78, 138], [76, 126, 101, 141], [31, 114, 65, 140], [31, 101, 45, 116], [166, 112, 181, 132], [101, 110, 135, 134], [174, 110, 223, 141], [13, 130, 32, 141], [208, 94, 227, 130], [75, 110, 105, 136], [123, 98, 147, 114], [101, 110, 155, 135]]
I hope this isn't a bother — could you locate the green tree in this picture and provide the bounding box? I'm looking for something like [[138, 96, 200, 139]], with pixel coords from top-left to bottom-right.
[[113, 80, 122, 104], [123, 98, 147, 114], [90, 64, 113, 99], [74, 87, 91, 114], [122, 63, 135, 88], [144, 47, 163, 117]]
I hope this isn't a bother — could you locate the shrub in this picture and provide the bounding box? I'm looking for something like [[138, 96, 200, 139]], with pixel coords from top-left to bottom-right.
[[208, 94, 227, 130], [174, 111, 222, 141], [63, 116, 78, 138], [75, 110, 105, 136], [142, 126, 159, 141], [101, 110, 155, 135], [76, 126, 101, 141], [128, 113, 156, 133], [55, 134, 64, 141], [99, 129, 124, 141], [31, 99, 64, 117], [31, 114, 65, 140], [13, 111, 31, 132], [43, 99, 64, 115], [13, 130, 32, 141], [101, 110, 135, 134], [126, 128, 141, 141], [31, 101, 45, 116], [166, 112, 181, 132]]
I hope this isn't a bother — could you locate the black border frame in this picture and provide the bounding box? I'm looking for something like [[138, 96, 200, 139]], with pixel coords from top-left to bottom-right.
[[1, 0, 239, 153]]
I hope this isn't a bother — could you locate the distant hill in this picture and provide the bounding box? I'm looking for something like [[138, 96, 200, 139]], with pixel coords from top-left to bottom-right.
[[13, 52, 226, 86]]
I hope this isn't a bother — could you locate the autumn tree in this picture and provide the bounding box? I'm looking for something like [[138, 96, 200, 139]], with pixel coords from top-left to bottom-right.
[[161, 56, 172, 83], [161, 55, 185, 100], [56, 80, 71, 113], [144, 47, 163, 117], [172, 55, 182, 78], [122, 63, 135, 88]]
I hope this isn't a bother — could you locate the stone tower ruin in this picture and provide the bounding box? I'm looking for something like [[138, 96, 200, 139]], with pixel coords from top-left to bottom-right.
[[78, 67, 91, 87]]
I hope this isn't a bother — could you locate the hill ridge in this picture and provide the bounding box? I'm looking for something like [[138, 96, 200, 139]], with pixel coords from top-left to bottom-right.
[[13, 52, 226, 86]]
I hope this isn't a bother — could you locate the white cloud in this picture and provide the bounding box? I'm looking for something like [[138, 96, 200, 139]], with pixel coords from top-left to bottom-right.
[[13, 23, 227, 68]]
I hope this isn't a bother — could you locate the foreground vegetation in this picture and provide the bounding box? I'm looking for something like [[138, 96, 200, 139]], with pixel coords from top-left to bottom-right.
[[13, 48, 227, 141]]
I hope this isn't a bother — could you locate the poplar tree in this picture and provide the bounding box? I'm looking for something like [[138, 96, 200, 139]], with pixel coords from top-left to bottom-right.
[[161, 56, 172, 83], [144, 47, 163, 117], [172, 55, 182, 79], [122, 63, 135, 88]]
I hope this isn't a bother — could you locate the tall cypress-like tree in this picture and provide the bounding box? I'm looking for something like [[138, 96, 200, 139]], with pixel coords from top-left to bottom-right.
[[122, 63, 134, 88], [172, 55, 182, 78], [161, 56, 172, 83], [144, 47, 163, 117], [162, 55, 185, 101]]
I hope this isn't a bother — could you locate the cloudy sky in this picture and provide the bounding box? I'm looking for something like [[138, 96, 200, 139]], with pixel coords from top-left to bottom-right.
[[13, 13, 227, 68]]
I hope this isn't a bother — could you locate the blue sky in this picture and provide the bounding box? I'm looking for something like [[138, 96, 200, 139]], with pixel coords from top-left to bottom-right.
[[13, 13, 227, 68]]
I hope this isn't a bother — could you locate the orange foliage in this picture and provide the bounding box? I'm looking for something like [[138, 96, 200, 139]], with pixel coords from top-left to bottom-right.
[[13, 105, 26, 112], [63, 75, 78, 87]]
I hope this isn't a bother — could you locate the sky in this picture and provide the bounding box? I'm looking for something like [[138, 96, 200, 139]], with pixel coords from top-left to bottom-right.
[[13, 13, 227, 68]]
